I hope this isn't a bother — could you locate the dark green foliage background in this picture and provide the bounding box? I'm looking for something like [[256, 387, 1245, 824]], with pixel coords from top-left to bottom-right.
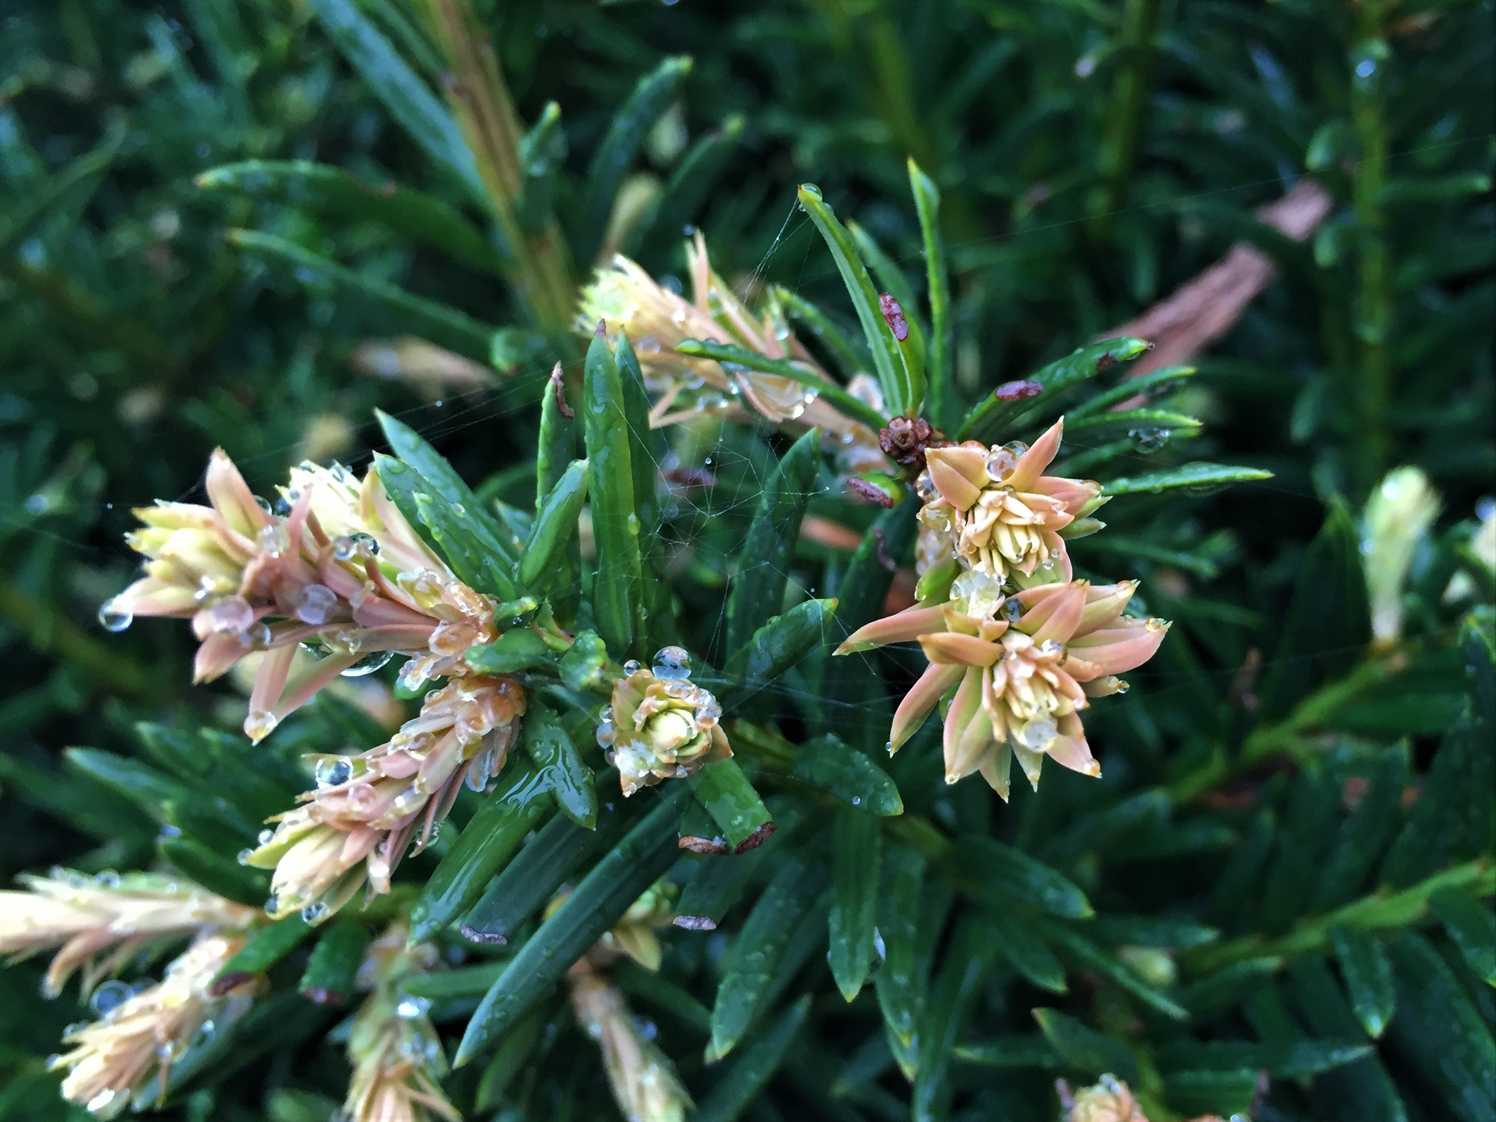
[[0, 0, 1492, 1120]]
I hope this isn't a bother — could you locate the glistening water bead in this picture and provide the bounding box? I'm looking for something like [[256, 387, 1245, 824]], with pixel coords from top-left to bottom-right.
[[652, 646, 693, 680], [97, 600, 133, 632], [340, 650, 394, 677], [315, 757, 354, 787]]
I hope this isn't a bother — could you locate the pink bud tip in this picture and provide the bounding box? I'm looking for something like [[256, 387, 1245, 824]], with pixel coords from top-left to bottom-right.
[[879, 293, 910, 342], [848, 477, 897, 508], [994, 379, 1043, 400]]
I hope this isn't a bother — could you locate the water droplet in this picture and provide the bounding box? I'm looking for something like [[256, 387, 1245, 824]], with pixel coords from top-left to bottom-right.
[[236, 848, 254, 865], [97, 600, 133, 632], [1144, 617, 1170, 633], [293, 583, 337, 625], [191, 1019, 217, 1047], [395, 994, 432, 1019], [93, 870, 120, 888], [253, 495, 273, 513], [341, 649, 394, 677], [257, 523, 290, 556], [300, 902, 329, 924], [1128, 427, 1171, 453], [1038, 638, 1065, 658], [244, 709, 279, 740], [850, 795, 861, 806], [207, 594, 254, 634], [622, 659, 642, 675], [985, 446, 1020, 479], [315, 758, 354, 787], [90, 979, 133, 1018], [1001, 599, 1025, 623], [86, 1089, 118, 1114], [652, 645, 693, 680], [637, 334, 662, 355]]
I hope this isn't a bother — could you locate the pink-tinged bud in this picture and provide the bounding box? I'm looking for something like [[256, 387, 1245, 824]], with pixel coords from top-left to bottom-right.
[[0, 870, 254, 999], [879, 293, 910, 341], [343, 924, 458, 1122], [994, 379, 1043, 400]]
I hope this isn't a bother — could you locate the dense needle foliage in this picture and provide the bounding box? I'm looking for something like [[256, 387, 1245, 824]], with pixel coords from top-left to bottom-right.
[[1, 1, 1493, 1121]]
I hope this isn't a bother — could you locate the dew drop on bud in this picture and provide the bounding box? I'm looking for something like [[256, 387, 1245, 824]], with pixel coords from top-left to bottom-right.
[[1145, 617, 1169, 632], [341, 649, 394, 677], [257, 523, 290, 556], [293, 583, 337, 625], [395, 994, 432, 1019], [244, 709, 279, 741], [236, 848, 253, 865], [1038, 638, 1065, 658], [89, 980, 133, 1018], [622, 659, 642, 675], [97, 600, 133, 632], [315, 758, 354, 788], [651, 646, 693, 681], [985, 446, 1020, 479], [253, 495, 273, 513], [300, 902, 329, 924], [86, 1089, 119, 1114], [208, 595, 254, 634]]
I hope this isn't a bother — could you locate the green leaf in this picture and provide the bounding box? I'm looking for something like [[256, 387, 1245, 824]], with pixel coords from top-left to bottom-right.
[[376, 408, 517, 551], [875, 846, 926, 1046], [957, 337, 1151, 441], [795, 185, 911, 413], [708, 856, 827, 1060], [908, 158, 950, 429], [523, 701, 597, 828], [1178, 958, 1284, 1018], [583, 330, 642, 656], [399, 962, 508, 1000], [1063, 407, 1202, 438], [1428, 888, 1496, 985], [792, 735, 903, 815], [454, 784, 689, 1065], [1331, 927, 1395, 1037], [673, 339, 889, 432], [723, 427, 823, 654], [963, 837, 1093, 918], [612, 333, 670, 646], [231, 230, 518, 362], [1384, 931, 1496, 1122], [577, 56, 694, 261], [1089, 914, 1219, 950], [1041, 922, 1188, 1020], [952, 1036, 1067, 1068], [1312, 744, 1409, 911], [63, 748, 185, 823], [516, 102, 565, 235], [518, 458, 589, 592], [829, 807, 881, 1001], [0, 132, 117, 256], [197, 161, 502, 274], [463, 629, 554, 676], [913, 916, 1000, 1122], [1259, 765, 1339, 933], [724, 597, 838, 703], [771, 285, 870, 381], [407, 765, 553, 943], [1100, 462, 1274, 496], [633, 115, 745, 252], [1066, 365, 1197, 417], [1031, 1007, 1138, 1083], [157, 835, 270, 907], [306, 0, 486, 205], [691, 759, 773, 849], [373, 453, 519, 599], [993, 914, 1068, 993], [1160, 1071, 1260, 1117], [474, 1004, 548, 1109], [215, 915, 314, 982], [460, 784, 633, 944], [693, 997, 810, 1122], [298, 920, 371, 1006], [1258, 500, 1370, 718]]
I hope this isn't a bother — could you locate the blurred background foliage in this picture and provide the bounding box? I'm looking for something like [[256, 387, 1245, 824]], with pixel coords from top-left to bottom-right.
[[0, 0, 1492, 1119]]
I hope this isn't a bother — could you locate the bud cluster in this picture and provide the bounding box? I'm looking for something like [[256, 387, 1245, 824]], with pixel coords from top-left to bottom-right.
[[837, 418, 1170, 796]]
